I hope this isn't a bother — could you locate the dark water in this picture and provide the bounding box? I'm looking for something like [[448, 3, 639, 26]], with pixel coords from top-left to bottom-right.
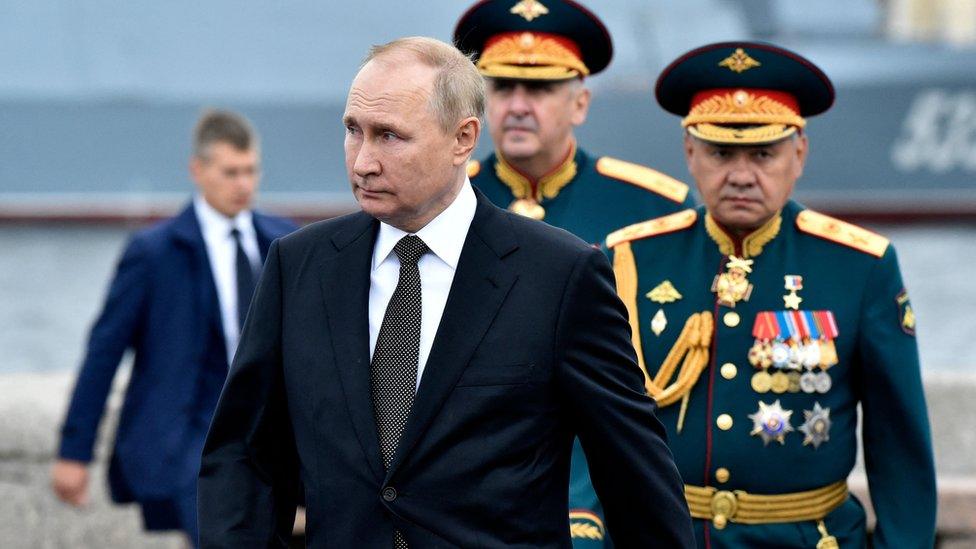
[[0, 223, 973, 374]]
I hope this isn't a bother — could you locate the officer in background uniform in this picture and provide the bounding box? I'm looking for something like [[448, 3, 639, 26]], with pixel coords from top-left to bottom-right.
[[454, 0, 693, 246], [454, 2, 694, 546], [605, 41, 937, 548]]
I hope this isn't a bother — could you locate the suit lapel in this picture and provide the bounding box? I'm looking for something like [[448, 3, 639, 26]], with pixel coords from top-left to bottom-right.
[[171, 202, 223, 357], [319, 212, 385, 479], [386, 193, 519, 478], [253, 212, 274, 260]]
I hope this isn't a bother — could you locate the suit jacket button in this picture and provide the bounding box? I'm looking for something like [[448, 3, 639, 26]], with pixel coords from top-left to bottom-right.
[[382, 487, 397, 502]]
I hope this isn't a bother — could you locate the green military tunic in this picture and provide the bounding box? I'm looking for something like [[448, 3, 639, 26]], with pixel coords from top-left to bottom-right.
[[471, 145, 694, 547], [470, 146, 693, 246], [606, 200, 936, 548]]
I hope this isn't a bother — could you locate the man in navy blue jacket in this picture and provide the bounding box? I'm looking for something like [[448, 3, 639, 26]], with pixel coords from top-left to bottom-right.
[[51, 110, 297, 546]]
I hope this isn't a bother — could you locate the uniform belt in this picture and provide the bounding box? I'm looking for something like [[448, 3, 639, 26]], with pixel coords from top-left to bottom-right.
[[684, 480, 848, 530]]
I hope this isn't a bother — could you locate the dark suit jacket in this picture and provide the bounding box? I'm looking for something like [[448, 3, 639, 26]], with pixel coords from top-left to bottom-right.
[[58, 201, 297, 503], [198, 191, 693, 548]]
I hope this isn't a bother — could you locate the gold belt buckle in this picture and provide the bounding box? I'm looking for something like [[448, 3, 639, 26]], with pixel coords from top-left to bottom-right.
[[710, 490, 738, 529]]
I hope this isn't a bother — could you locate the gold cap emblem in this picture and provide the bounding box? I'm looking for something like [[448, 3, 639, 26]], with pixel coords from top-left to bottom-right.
[[718, 48, 761, 73], [510, 0, 549, 22]]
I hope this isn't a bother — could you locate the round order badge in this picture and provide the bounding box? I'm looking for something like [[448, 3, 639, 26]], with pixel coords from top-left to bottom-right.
[[803, 341, 821, 367], [771, 342, 790, 368], [815, 371, 832, 394], [787, 371, 802, 393], [771, 372, 790, 394], [788, 344, 805, 369], [800, 372, 818, 394], [748, 343, 764, 367], [751, 371, 772, 393]]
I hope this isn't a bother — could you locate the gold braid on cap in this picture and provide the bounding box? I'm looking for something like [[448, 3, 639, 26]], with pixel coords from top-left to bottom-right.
[[682, 91, 805, 128], [688, 123, 797, 145], [478, 32, 589, 79]]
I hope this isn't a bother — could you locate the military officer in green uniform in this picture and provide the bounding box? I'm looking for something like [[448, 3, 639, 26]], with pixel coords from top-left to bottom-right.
[[454, 0, 693, 246], [605, 41, 936, 548], [453, 2, 695, 546]]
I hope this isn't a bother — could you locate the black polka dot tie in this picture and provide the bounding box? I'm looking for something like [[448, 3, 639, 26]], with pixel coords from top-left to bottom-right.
[[371, 235, 428, 549]]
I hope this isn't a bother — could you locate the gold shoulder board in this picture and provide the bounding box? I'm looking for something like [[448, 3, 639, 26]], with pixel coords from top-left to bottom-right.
[[466, 159, 481, 178], [796, 209, 889, 257], [606, 209, 697, 249], [595, 156, 689, 204]]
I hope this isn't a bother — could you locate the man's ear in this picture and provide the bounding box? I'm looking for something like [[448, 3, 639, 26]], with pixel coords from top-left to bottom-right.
[[571, 85, 592, 127], [793, 132, 809, 180], [452, 116, 481, 166], [683, 133, 696, 169], [189, 156, 204, 186]]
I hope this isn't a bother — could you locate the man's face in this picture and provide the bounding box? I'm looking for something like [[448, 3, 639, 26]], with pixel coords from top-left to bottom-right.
[[685, 134, 808, 232], [343, 55, 476, 232], [486, 78, 590, 162], [190, 142, 260, 217]]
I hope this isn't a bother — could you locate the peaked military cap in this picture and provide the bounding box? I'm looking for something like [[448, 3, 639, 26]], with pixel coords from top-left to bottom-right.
[[655, 41, 835, 145], [453, 0, 613, 80]]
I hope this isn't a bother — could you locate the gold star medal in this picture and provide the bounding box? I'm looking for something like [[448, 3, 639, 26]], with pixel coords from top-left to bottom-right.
[[712, 255, 754, 307], [783, 274, 803, 310], [748, 400, 794, 446]]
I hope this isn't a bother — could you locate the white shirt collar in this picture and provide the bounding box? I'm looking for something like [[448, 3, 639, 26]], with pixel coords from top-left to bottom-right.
[[193, 194, 254, 239], [372, 178, 477, 271]]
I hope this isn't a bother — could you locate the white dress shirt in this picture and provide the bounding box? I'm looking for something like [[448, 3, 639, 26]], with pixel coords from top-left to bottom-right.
[[193, 195, 262, 364], [368, 179, 477, 389]]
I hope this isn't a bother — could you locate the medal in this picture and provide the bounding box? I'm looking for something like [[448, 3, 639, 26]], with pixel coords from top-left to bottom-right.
[[787, 371, 802, 393], [800, 372, 818, 393], [783, 275, 804, 310], [815, 371, 832, 393], [820, 339, 838, 368], [787, 343, 804, 370], [509, 198, 545, 220], [771, 342, 790, 368], [748, 342, 764, 367], [799, 402, 832, 449], [712, 255, 754, 307], [802, 340, 821, 367], [760, 343, 773, 368], [748, 400, 794, 446], [813, 311, 840, 367], [770, 371, 790, 394], [751, 371, 772, 393]]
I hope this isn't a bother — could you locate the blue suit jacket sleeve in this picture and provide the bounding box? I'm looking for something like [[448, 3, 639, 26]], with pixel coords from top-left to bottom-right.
[[857, 245, 936, 548], [555, 247, 695, 547], [198, 239, 299, 548], [59, 235, 151, 462]]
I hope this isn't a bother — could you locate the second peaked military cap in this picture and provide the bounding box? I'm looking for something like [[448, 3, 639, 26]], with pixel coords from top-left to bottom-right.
[[453, 0, 612, 80], [656, 41, 835, 145]]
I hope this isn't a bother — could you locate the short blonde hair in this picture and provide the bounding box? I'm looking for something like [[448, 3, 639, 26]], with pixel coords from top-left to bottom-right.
[[364, 36, 485, 132]]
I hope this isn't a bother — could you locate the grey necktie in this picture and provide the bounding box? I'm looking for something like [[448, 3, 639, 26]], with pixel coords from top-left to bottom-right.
[[370, 235, 428, 549]]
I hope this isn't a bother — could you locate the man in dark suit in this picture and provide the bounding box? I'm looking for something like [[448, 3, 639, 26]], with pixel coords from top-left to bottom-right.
[[199, 37, 693, 548], [52, 110, 297, 546]]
